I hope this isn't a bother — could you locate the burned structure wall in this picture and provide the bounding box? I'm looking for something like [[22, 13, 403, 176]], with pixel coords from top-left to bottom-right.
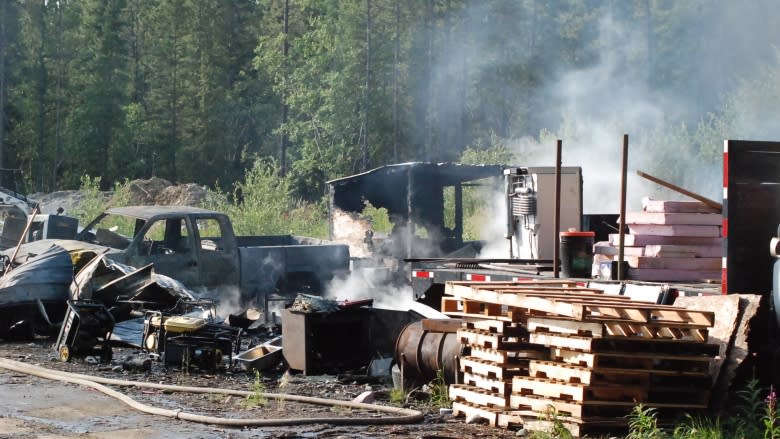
[[327, 163, 506, 259]]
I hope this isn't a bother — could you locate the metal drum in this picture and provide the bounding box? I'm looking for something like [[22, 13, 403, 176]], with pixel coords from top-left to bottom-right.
[[394, 320, 461, 384]]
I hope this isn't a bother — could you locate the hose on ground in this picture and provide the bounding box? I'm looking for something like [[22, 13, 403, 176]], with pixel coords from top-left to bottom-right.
[[0, 357, 424, 427]]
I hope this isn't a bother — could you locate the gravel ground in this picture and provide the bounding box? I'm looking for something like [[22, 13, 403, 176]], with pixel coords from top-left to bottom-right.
[[0, 338, 522, 438]]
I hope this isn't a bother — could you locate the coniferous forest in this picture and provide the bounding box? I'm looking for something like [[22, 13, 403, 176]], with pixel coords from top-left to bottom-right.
[[2, 1, 780, 209]]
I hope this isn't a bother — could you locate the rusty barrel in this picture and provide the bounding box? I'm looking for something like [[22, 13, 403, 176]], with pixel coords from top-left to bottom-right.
[[394, 320, 461, 384]]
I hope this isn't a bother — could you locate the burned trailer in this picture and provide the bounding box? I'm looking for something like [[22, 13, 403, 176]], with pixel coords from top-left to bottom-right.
[[327, 163, 507, 277]]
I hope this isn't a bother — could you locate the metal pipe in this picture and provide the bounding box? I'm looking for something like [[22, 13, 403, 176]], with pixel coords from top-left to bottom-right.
[[553, 139, 562, 278], [504, 170, 514, 258], [618, 134, 629, 281]]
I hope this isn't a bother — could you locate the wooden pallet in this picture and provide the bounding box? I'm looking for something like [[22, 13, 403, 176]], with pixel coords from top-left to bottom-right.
[[462, 372, 512, 396], [527, 316, 710, 341], [452, 401, 502, 426], [449, 383, 509, 408], [496, 409, 627, 437], [602, 321, 709, 342], [529, 332, 720, 356], [460, 356, 528, 380], [528, 360, 711, 387], [458, 328, 520, 350], [442, 297, 524, 322], [550, 348, 713, 373], [463, 319, 529, 337], [510, 393, 635, 419], [512, 376, 648, 403], [467, 345, 549, 364], [445, 283, 715, 326], [528, 317, 606, 337]]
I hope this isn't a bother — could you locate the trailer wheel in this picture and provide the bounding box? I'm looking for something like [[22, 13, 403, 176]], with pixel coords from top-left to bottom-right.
[[58, 346, 70, 362]]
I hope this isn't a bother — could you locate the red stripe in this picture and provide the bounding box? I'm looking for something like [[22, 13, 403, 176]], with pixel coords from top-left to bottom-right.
[[512, 277, 532, 282], [723, 151, 728, 188], [722, 218, 727, 238], [468, 274, 487, 281], [721, 268, 727, 294], [413, 271, 433, 279]]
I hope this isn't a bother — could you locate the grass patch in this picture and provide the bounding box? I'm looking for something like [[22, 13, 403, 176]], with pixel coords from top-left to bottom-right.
[[241, 370, 267, 409], [389, 387, 408, 405], [427, 370, 450, 409]]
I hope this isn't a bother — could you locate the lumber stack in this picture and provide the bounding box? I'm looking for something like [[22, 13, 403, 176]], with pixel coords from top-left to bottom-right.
[[595, 197, 722, 282], [443, 280, 718, 436]]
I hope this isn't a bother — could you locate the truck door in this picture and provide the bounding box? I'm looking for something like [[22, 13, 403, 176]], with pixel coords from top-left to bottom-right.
[[193, 216, 240, 289], [129, 217, 201, 287]]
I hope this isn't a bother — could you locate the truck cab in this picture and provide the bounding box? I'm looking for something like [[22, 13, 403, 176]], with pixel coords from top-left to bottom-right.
[[77, 206, 240, 289]]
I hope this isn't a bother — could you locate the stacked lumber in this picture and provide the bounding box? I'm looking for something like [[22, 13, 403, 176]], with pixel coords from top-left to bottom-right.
[[443, 280, 718, 436], [596, 197, 722, 282]]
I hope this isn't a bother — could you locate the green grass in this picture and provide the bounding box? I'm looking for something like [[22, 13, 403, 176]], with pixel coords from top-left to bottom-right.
[[389, 387, 408, 405], [241, 370, 267, 409], [427, 370, 451, 409]]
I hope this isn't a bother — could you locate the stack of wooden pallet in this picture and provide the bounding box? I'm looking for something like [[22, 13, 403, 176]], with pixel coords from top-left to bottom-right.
[[443, 280, 718, 437], [594, 197, 722, 282]]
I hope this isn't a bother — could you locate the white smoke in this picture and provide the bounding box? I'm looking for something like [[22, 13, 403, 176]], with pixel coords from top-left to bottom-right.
[[324, 266, 418, 312]]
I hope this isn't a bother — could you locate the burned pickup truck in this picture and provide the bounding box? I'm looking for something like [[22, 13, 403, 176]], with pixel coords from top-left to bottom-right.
[[5, 206, 350, 308]]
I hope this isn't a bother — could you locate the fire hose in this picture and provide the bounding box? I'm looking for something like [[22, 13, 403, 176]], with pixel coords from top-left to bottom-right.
[[0, 357, 424, 426]]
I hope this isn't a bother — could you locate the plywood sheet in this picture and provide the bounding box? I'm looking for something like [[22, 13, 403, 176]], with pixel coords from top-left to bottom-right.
[[623, 212, 722, 225], [673, 294, 761, 410], [642, 197, 720, 213], [627, 224, 721, 237], [621, 256, 721, 270], [610, 234, 722, 246]]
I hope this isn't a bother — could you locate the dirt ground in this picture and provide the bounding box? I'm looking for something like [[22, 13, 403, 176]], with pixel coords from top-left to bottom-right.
[[0, 338, 521, 439]]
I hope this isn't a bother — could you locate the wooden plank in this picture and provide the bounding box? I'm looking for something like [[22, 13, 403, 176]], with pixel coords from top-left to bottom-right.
[[530, 332, 596, 352], [462, 372, 513, 396], [627, 224, 721, 237], [527, 317, 605, 337], [528, 360, 710, 388], [603, 322, 708, 342], [610, 234, 722, 246], [458, 328, 533, 351], [642, 197, 719, 214], [550, 348, 713, 373], [511, 376, 648, 402], [644, 245, 722, 258], [529, 316, 709, 341], [594, 241, 644, 256], [463, 319, 529, 337], [452, 401, 501, 427], [449, 384, 509, 408], [446, 283, 715, 326], [510, 394, 630, 418], [620, 256, 721, 270], [421, 318, 462, 333], [511, 393, 708, 419], [468, 345, 549, 364], [529, 333, 720, 356], [622, 212, 722, 226], [443, 311, 523, 323], [441, 297, 509, 319], [496, 411, 595, 438], [460, 356, 528, 380]]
